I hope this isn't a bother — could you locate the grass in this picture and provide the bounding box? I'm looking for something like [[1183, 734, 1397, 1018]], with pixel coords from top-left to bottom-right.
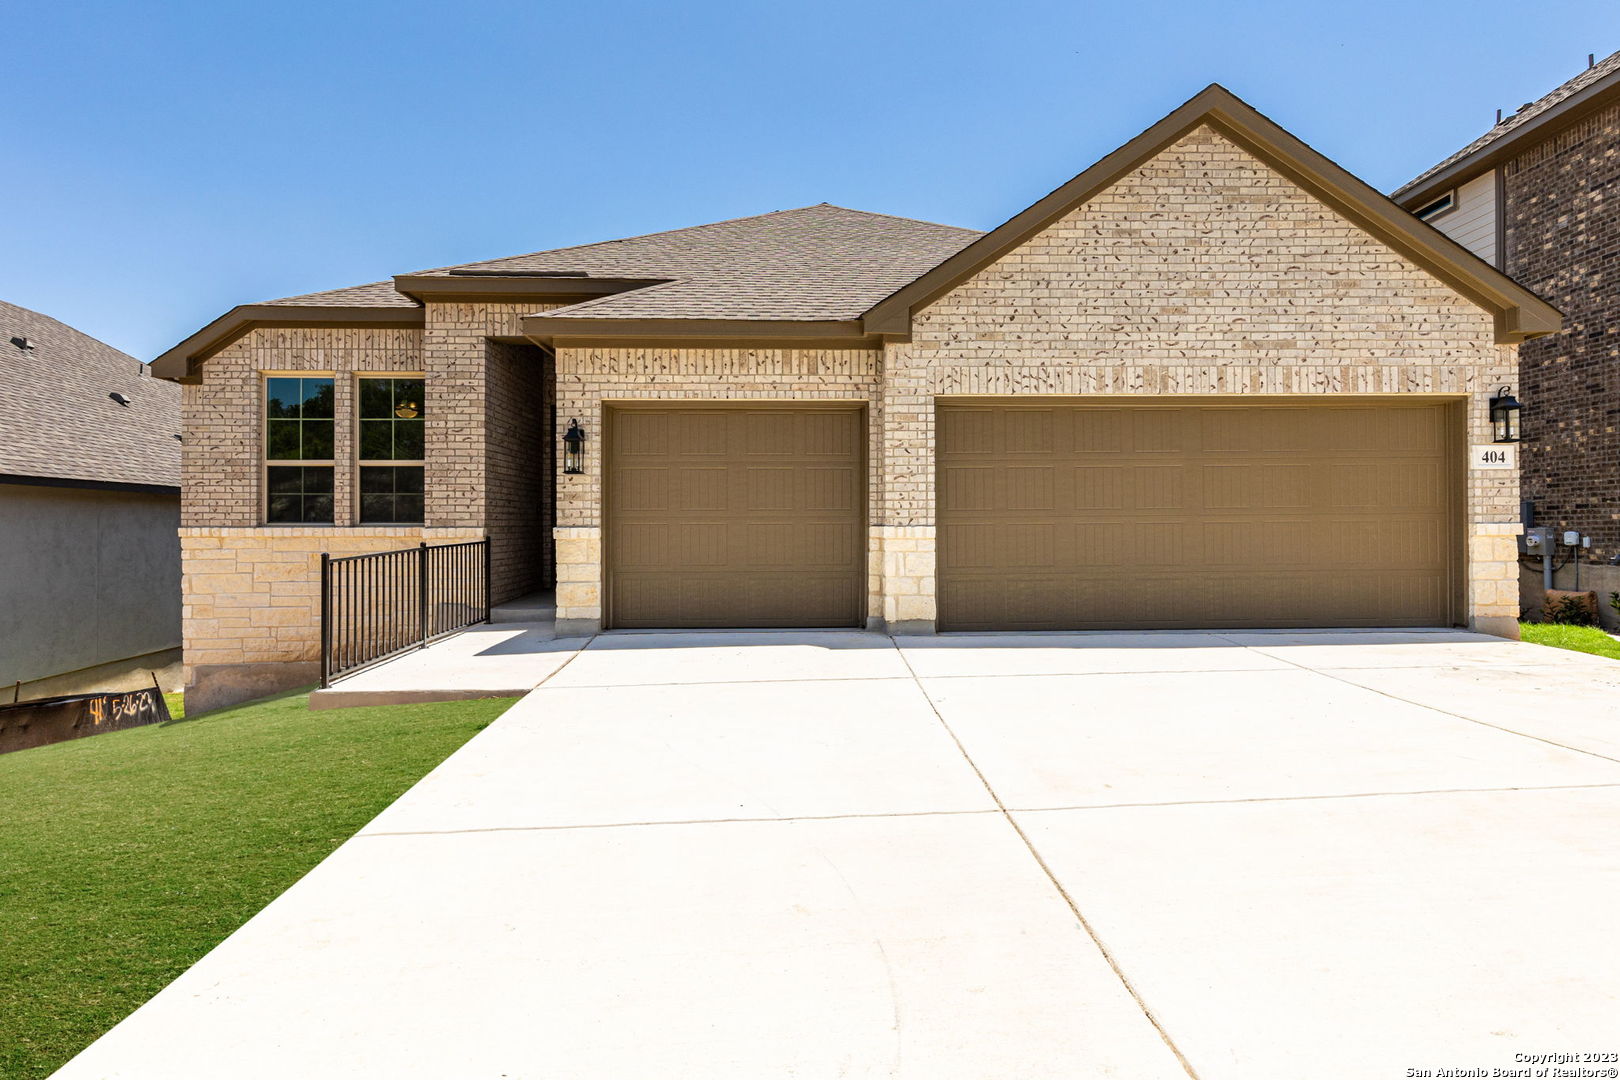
[[1519, 621, 1620, 660], [0, 689, 518, 1080]]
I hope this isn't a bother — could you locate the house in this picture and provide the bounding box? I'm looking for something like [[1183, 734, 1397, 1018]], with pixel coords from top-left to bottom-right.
[[1394, 51, 1620, 617], [152, 85, 1559, 714], [1, 300, 182, 700]]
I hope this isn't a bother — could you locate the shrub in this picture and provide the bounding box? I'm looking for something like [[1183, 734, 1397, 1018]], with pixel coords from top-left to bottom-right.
[[1544, 591, 1599, 627]]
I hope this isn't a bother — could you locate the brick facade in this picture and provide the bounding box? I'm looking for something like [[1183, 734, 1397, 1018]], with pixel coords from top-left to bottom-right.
[[485, 339, 553, 602], [179, 313, 553, 709], [179, 124, 1526, 710], [1504, 101, 1620, 558], [181, 326, 425, 527]]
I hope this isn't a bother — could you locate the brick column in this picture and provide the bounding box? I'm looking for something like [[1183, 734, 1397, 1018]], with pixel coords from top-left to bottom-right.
[[876, 342, 938, 632]]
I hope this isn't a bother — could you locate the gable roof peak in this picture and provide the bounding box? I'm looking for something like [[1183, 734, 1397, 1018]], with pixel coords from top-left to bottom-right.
[[860, 83, 1559, 344]]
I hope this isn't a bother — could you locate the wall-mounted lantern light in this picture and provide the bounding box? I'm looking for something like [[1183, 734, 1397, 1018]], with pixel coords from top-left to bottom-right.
[[562, 419, 586, 474], [1489, 385, 1522, 444]]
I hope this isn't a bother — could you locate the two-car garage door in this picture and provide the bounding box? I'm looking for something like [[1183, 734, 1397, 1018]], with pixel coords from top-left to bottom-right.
[[937, 401, 1460, 630], [601, 400, 1460, 631]]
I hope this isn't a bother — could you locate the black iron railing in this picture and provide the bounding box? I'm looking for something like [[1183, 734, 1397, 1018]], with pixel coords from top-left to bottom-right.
[[320, 539, 491, 687]]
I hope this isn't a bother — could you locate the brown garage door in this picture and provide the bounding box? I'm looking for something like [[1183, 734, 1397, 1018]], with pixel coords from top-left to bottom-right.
[[937, 400, 1460, 631], [605, 404, 866, 629]]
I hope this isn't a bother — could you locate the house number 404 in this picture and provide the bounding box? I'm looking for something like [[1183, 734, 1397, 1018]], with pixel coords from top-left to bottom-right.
[[1470, 444, 1516, 470]]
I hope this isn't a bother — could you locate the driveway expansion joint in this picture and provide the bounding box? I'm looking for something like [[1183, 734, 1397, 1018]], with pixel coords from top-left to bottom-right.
[[1219, 634, 1620, 766], [358, 807, 1003, 838], [886, 633, 1205, 1080]]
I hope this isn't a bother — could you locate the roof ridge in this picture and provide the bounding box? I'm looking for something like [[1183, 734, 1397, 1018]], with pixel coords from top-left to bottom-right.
[[412, 203, 980, 276], [0, 298, 140, 365], [412, 204, 843, 275], [261, 279, 412, 306], [803, 203, 983, 235]]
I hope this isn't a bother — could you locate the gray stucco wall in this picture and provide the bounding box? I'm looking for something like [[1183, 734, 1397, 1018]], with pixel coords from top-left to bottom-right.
[[0, 483, 181, 688]]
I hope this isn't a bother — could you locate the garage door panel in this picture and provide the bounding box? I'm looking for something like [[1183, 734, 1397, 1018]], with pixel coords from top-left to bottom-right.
[[939, 402, 1456, 630], [1004, 467, 1057, 510], [940, 466, 998, 512], [1324, 462, 1445, 510], [1131, 466, 1187, 509], [613, 467, 671, 512], [1131, 410, 1187, 453], [608, 406, 865, 629], [1071, 409, 1127, 453], [1202, 464, 1312, 509], [612, 411, 670, 456], [1006, 410, 1057, 453], [614, 523, 730, 569], [734, 522, 860, 569], [1073, 467, 1125, 508], [944, 523, 1059, 569], [803, 467, 858, 511]]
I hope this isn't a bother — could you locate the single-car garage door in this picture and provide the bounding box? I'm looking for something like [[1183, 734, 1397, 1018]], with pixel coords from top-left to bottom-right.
[[605, 404, 866, 629], [937, 400, 1460, 631]]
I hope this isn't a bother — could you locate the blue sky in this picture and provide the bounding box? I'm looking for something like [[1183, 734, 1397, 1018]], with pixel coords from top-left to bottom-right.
[[6, 0, 1619, 360]]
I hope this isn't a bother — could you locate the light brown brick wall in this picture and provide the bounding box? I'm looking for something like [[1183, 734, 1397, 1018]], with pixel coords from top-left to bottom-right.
[[485, 339, 553, 602], [181, 327, 424, 527], [424, 301, 563, 528]]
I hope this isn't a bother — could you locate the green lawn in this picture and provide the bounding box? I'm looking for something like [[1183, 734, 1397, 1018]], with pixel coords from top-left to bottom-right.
[[1519, 621, 1620, 660], [0, 689, 518, 1080]]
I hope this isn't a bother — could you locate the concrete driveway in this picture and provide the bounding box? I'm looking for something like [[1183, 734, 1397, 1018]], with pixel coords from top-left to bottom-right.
[[54, 630, 1620, 1079]]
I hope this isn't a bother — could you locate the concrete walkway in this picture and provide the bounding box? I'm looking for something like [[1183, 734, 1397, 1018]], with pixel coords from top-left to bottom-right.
[[309, 591, 568, 709], [54, 629, 1620, 1079]]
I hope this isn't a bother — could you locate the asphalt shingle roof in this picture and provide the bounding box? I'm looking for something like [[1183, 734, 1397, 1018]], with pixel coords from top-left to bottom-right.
[[266, 204, 983, 320], [1, 300, 181, 488], [1397, 49, 1620, 196], [262, 280, 417, 309]]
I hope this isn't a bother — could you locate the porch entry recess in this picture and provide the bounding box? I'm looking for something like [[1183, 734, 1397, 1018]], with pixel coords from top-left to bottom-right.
[[320, 539, 490, 686], [937, 399, 1462, 631], [604, 403, 867, 629]]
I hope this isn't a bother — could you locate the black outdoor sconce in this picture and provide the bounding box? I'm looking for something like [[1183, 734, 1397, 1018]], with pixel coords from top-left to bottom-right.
[[562, 418, 586, 474], [1489, 385, 1522, 444]]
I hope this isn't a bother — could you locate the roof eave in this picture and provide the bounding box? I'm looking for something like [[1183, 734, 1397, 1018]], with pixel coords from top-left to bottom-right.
[[862, 83, 1562, 346], [391, 274, 672, 304], [150, 305, 426, 383], [0, 472, 181, 496], [521, 315, 876, 349], [1394, 65, 1620, 208]]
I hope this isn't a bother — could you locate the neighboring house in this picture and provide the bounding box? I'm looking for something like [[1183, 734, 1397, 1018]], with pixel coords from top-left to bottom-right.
[[1, 300, 182, 699], [1394, 51, 1620, 592], [152, 85, 1560, 714]]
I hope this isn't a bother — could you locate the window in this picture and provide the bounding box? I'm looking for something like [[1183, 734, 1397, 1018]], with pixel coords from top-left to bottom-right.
[[265, 376, 335, 523], [358, 377, 425, 523], [1415, 192, 1455, 221]]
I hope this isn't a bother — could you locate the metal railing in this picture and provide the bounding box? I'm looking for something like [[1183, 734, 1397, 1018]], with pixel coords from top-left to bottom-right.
[[320, 539, 490, 687]]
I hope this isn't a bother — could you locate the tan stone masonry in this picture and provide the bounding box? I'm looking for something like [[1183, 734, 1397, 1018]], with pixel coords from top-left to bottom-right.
[[179, 527, 483, 710]]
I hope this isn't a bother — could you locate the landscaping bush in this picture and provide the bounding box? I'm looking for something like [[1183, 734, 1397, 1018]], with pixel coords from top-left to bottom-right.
[[1541, 589, 1599, 627]]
